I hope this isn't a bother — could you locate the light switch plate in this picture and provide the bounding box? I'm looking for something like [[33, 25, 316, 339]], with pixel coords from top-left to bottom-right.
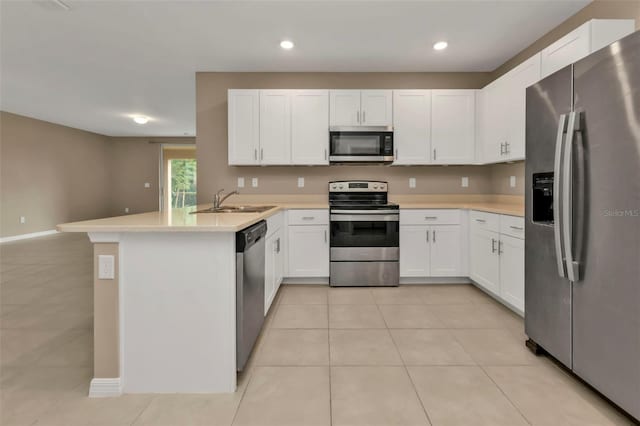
[[19, 216, 26, 224], [144, 182, 150, 188], [510, 176, 516, 188], [297, 177, 304, 188], [409, 178, 416, 189], [237, 177, 245, 188], [461, 177, 469, 188], [124, 208, 129, 213], [98, 255, 115, 280], [252, 178, 258, 188]]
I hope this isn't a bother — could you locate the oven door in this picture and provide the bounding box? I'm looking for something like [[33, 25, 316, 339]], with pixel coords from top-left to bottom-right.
[[329, 128, 393, 163], [330, 210, 399, 261]]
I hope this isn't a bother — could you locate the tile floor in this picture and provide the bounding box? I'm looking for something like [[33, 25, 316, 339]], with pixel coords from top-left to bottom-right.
[[0, 233, 635, 426]]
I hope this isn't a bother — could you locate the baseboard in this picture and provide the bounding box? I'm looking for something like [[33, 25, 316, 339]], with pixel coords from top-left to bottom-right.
[[0, 229, 58, 243], [88, 378, 122, 397], [282, 277, 329, 285], [400, 277, 471, 285]]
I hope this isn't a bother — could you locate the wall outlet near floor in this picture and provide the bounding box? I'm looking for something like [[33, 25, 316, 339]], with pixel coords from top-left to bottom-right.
[[251, 178, 258, 188], [409, 178, 416, 189], [19, 216, 26, 224], [237, 177, 245, 188], [510, 176, 517, 188], [461, 177, 469, 188], [297, 177, 305, 188], [144, 182, 150, 188], [125, 207, 129, 213], [98, 255, 115, 280]]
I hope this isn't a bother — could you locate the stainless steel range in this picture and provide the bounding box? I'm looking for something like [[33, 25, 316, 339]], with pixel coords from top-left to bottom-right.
[[329, 180, 399, 287]]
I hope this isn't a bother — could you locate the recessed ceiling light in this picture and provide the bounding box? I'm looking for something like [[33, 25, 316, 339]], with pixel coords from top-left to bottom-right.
[[132, 116, 149, 124], [433, 41, 448, 51], [280, 40, 294, 50]]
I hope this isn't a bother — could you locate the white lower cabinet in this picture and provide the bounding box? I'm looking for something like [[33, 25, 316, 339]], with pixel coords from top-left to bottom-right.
[[287, 211, 329, 277], [400, 222, 462, 278], [265, 213, 285, 315], [469, 211, 525, 313]]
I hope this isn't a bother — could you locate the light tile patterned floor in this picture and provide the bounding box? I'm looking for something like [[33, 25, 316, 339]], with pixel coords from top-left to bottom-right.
[[0, 233, 634, 425]]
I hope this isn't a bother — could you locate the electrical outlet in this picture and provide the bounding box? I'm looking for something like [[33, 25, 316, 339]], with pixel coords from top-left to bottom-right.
[[510, 176, 516, 188], [237, 177, 245, 188], [461, 177, 469, 188], [19, 216, 26, 224], [144, 182, 150, 188], [98, 255, 115, 280], [125, 207, 129, 213], [252, 178, 258, 188], [297, 177, 304, 188], [409, 178, 416, 189]]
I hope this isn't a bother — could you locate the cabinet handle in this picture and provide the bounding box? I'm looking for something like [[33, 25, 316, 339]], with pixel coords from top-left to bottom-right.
[[324, 149, 327, 160], [356, 111, 360, 124], [500, 143, 504, 155], [498, 240, 504, 255], [362, 110, 366, 123], [506, 142, 511, 154], [424, 216, 437, 220], [475, 219, 486, 223], [395, 149, 398, 160], [433, 149, 437, 161], [260, 148, 264, 160], [491, 238, 496, 253], [432, 230, 436, 243], [509, 225, 523, 230], [276, 237, 281, 253], [254, 148, 258, 160], [324, 230, 327, 243], [302, 216, 315, 220], [426, 230, 429, 242]]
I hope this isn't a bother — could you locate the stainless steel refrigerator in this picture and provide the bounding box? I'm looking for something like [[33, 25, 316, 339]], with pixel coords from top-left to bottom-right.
[[525, 30, 639, 421]]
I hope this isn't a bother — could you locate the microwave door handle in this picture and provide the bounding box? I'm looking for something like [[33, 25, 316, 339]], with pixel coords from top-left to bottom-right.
[[563, 111, 581, 282], [554, 113, 567, 278]]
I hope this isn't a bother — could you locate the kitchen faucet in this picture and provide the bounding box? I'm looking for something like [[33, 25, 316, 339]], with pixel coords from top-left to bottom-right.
[[213, 189, 238, 209]]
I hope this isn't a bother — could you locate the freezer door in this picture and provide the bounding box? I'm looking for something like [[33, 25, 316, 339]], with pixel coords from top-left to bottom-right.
[[572, 30, 640, 421], [524, 65, 573, 368]]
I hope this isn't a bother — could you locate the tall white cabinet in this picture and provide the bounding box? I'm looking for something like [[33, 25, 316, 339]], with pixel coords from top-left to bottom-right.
[[329, 90, 392, 127]]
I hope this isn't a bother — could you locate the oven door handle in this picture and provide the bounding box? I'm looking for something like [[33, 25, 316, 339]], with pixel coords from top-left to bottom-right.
[[330, 209, 399, 215], [330, 214, 399, 222]]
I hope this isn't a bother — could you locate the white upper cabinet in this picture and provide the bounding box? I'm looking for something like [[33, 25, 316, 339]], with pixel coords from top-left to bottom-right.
[[259, 90, 291, 165], [228, 89, 259, 165], [431, 90, 476, 164], [540, 19, 634, 78], [360, 90, 393, 126], [330, 90, 361, 126], [329, 90, 393, 127], [393, 90, 431, 165], [291, 90, 329, 165]]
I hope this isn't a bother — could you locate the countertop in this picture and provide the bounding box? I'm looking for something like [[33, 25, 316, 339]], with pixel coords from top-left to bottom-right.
[[57, 195, 524, 233]]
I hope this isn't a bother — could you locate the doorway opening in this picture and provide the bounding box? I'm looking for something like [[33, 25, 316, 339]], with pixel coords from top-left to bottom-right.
[[160, 145, 197, 212]]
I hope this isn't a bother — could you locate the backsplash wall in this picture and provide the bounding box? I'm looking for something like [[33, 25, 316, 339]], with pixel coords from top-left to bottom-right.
[[195, 72, 509, 200]]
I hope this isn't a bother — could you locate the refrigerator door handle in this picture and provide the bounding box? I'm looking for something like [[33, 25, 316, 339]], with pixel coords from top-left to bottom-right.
[[554, 114, 568, 278], [563, 111, 581, 281]]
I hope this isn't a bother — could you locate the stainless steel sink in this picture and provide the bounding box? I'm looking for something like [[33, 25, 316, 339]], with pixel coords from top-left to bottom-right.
[[191, 205, 276, 214]]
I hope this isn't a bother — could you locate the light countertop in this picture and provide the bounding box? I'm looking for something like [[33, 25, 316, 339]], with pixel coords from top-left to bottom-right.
[[57, 195, 523, 233]]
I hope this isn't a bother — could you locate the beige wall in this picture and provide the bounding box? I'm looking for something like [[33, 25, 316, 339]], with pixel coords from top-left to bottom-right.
[[489, 162, 525, 195], [1, 112, 112, 237], [492, 0, 640, 79], [195, 72, 494, 200], [109, 137, 194, 216]]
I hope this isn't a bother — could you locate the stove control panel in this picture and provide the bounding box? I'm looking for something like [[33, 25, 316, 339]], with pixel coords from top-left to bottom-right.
[[329, 181, 387, 192]]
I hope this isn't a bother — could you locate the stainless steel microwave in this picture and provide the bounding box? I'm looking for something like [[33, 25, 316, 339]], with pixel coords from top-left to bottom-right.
[[329, 126, 394, 164]]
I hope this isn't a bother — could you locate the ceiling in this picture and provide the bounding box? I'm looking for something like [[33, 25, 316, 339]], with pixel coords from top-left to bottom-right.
[[1, 0, 590, 137]]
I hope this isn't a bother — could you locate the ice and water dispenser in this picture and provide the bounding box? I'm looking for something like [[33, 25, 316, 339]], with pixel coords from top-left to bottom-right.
[[532, 172, 554, 224]]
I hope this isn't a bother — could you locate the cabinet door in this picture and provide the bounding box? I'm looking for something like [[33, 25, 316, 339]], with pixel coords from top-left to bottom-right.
[[480, 82, 507, 164], [431, 90, 475, 164], [400, 225, 430, 277], [499, 234, 525, 312], [330, 90, 361, 126], [361, 90, 393, 126], [291, 90, 329, 165], [274, 231, 284, 289], [469, 228, 500, 295], [540, 23, 590, 78], [393, 90, 431, 165], [259, 90, 291, 165], [288, 225, 329, 277], [264, 234, 276, 315], [503, 53, 541, 160], [430, 225, 462, 277], [228, 89, 259, 165]]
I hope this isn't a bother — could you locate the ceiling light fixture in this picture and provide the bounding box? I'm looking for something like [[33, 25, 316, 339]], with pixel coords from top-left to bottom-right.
[[280, 40, 294, 50], [132, 116, 149, 124], [433, 41, 448, 51]]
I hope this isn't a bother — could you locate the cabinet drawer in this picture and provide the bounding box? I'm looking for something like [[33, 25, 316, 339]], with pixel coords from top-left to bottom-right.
[[288, 209, 329, 225], [400, 209, 460, 225], [469, 210, 499, 233], [266, 211, 284, 237], [500, 215, 525, 239]]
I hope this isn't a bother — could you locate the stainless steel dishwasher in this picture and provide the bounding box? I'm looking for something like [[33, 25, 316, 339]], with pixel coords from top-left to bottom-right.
[[236, 220, 267, 371]]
